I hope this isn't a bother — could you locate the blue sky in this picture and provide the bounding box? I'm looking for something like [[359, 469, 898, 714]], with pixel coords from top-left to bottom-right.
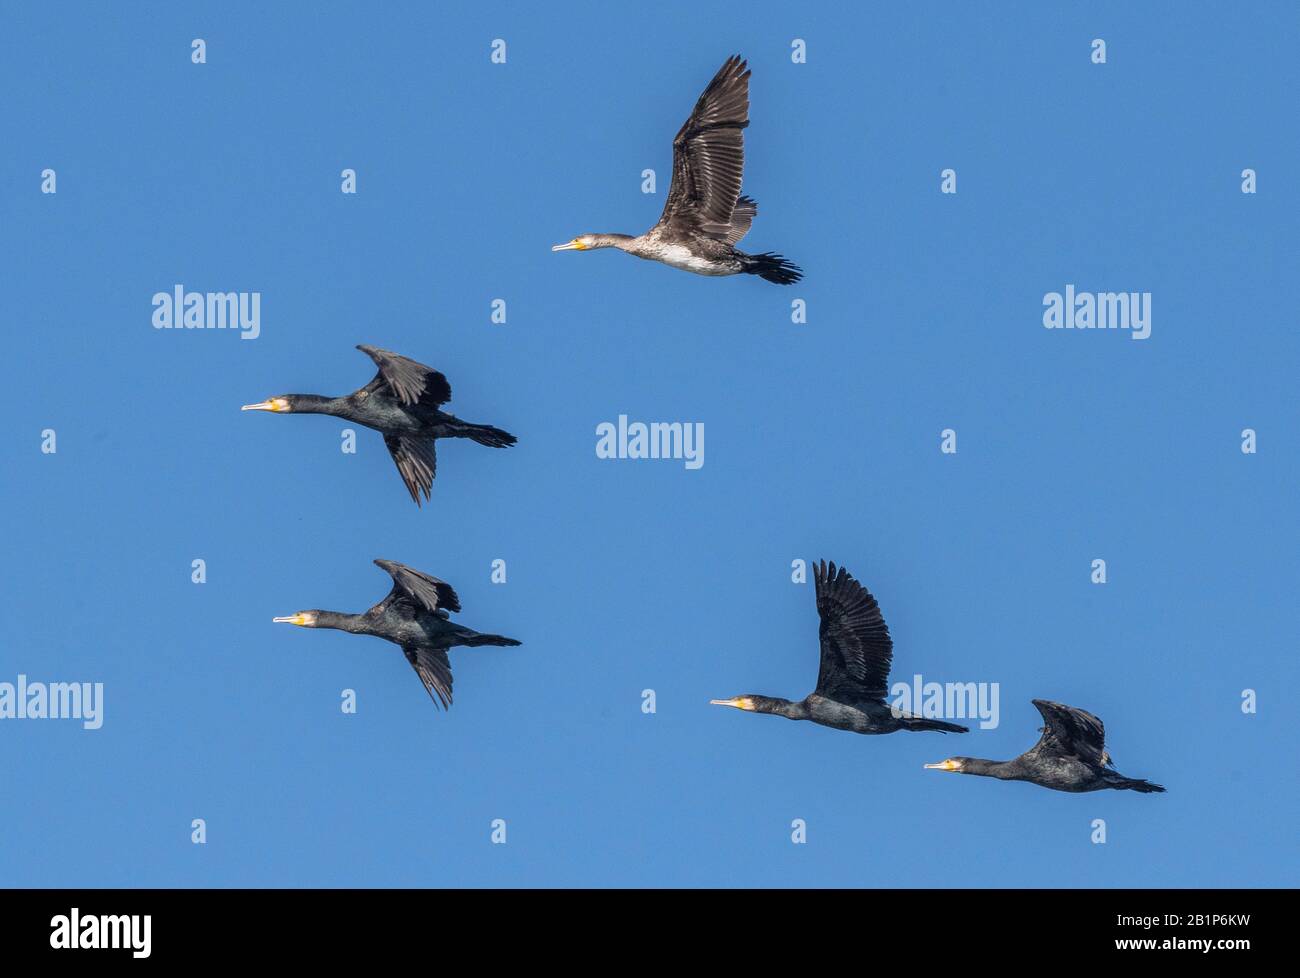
[[1, 2, 1296, 887]]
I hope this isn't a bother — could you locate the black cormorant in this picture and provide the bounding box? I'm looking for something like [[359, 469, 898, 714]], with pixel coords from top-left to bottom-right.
[[243, 345, 515, 506], [924, 699, 1165, 793], [273, 559, 521, 710], [710, 560, 968, 735], [552, 55, 802, 284]]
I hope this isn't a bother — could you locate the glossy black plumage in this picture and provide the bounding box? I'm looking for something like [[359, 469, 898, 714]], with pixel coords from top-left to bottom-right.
[[925, 700, 1166, 793], [814, 559, 894, 700], [710, 560, 969, 735], [242, 345, 515, 506], [274, 559, 521, 711]]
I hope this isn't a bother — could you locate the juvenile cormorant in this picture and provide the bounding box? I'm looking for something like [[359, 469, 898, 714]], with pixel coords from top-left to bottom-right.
[[273, 559, 521, 710], [924, 699, 1165, 793], [242, 345, 515, 506], [552, 55, 802, 284], [710, 561, 968, 735]]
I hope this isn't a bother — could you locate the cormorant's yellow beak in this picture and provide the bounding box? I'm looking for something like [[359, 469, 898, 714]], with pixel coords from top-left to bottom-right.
[[924, 759, 961, 771], [273, 613, 315, 627], [242, 398, 291, 413], [709, 697, 756, 711], [551, 239, 586, 252]]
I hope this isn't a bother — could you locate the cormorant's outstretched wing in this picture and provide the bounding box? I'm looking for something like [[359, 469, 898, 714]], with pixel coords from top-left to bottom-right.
[[813, 560, 894, 699], [659, 55, 750, 239], [383, 433, 437, 505], [404, 645, 453, 710], [723, 195, 757, 245], [374, 558, 461, 613], [357, 344, 452, 407], [1027, 699, 1110, 766]]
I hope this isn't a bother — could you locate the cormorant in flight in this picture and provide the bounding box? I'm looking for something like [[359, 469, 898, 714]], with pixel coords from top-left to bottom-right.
[[552, 55, 802, 284], [243, 345, 515, 506], [273, 559, 521, 710], [925, 699, 1165, 793], [710, 560, 968, 735]]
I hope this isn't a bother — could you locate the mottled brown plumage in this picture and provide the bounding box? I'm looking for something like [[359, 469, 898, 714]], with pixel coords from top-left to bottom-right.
[[552, 56, 801, 284]]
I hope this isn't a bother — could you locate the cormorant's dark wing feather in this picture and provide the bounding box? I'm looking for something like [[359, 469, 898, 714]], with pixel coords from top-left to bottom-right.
[[813, 560, 894, 698], [404, 645, 453, 710], [1028, 699, 1108, 765], [357, 344, 452, 407], [374, 558, 461, 613], [659, 55, 750, 239], [723, 195, 757, 245], [382, 433, 437, 506]]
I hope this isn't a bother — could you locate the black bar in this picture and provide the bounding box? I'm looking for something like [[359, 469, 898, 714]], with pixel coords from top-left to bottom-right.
[[0, 888, 1280, 964]]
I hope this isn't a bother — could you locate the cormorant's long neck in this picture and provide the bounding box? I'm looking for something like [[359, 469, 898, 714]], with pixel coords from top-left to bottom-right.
[[760, 698, 811, 721], [312, 611, 372, 634], [593, 233, 636, 251], [962, 758, 1020, 780], [289, 394, 350, 417]]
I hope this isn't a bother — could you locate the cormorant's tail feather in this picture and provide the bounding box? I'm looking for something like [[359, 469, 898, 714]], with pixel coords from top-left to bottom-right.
[[458, 423, 517, 448], [1118, 778, 1165, 793], [741, 252, 803, 285], [461, 633, 522, 647], [902, 716, 970, 734]]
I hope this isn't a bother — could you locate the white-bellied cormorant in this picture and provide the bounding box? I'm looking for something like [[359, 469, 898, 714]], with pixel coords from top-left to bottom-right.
[[243, 345, 515, 506], [710, 560, 968, 735], [273, 559, 521, 710], [552, 55, 802, 284], [924, 699, 1165, 793]]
